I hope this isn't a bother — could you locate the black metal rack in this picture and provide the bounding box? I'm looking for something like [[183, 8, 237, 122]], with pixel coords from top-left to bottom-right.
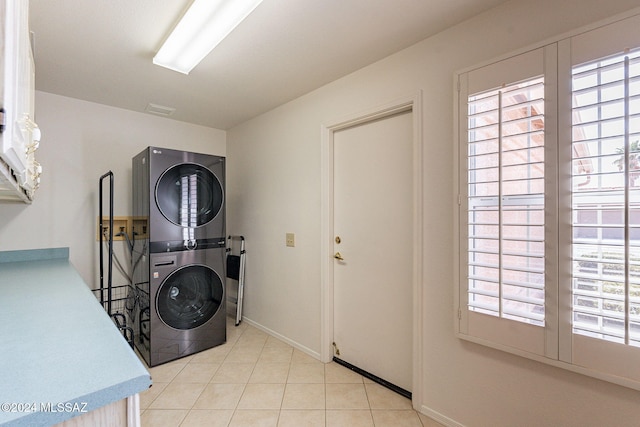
[[95, 171, 134, 347], [226, 235, 246, 326]]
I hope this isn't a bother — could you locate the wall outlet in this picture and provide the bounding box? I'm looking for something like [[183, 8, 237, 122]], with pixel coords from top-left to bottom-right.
[[286, 232, 295, 247]]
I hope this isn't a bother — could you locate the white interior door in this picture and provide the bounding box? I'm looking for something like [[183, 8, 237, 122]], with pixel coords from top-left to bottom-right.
[[333, 109, 413, 392]]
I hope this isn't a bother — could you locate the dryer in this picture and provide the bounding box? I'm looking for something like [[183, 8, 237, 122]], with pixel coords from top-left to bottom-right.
[[145, 146, 225, 247], [131, 147, 226, 367]]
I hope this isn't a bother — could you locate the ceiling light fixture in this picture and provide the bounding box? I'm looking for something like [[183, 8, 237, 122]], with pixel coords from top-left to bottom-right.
[[153, 0, 264, 75]]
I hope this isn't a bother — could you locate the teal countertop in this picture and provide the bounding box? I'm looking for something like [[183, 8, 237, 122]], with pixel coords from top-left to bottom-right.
[[0, 248, 151, 426]]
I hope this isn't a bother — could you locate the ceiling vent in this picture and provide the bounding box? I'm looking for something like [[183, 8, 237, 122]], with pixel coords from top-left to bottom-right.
[[145, 103, 176, 116]]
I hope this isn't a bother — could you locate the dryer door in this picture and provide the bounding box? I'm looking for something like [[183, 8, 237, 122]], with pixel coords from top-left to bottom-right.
[[155, 163, 223, 228], [156, 264, 224, 330]]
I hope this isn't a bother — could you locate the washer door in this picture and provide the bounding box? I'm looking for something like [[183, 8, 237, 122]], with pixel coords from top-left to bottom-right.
[[156, 265, 224, 330], [156, 163, 223, 228]]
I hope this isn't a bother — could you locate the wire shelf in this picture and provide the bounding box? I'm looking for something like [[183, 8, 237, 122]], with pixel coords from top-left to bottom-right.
[[92, 284, 134, 347]]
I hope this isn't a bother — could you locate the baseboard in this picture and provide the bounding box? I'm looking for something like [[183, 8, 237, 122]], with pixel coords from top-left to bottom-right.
[[240, 317, 322, 361], [419, 404, 466, 427]]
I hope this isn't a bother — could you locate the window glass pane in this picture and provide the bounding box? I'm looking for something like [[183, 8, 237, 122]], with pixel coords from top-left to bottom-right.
[[571, 49, 640, 347], [467, 77, 545, 326]]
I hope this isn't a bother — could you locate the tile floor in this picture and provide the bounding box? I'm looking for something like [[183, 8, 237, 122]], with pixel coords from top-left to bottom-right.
[[139, 316, 444, 427]]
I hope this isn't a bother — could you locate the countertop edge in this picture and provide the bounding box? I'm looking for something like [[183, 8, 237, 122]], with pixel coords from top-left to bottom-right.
[[0, 247, 69, 264], [0, 375, 151, 427]]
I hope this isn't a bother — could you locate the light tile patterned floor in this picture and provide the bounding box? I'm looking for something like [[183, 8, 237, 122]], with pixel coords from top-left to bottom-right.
[[139, 316, 443, 427]]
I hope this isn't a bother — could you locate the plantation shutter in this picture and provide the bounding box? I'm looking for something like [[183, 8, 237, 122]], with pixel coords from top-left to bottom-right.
[[458, 46, 558, 357], [457, 11, 640, 388], [568, 15, 640, 381]]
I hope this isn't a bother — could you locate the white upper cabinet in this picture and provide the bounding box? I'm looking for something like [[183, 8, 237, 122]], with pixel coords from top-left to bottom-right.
[[0, 0, 41, 203]]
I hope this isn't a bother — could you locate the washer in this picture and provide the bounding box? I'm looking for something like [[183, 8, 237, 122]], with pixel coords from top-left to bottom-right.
[[145, 248, 226, 366], [131, 147, 226, 367]]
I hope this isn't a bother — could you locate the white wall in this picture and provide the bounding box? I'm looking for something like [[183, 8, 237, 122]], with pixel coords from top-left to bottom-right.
[[227, 0, 640, 425], [0, 92, 226, 286]]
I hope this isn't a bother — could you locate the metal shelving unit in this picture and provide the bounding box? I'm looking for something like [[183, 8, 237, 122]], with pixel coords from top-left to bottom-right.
[[95, 171, 133, 347]]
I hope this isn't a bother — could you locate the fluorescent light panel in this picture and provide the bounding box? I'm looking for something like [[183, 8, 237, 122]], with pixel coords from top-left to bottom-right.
[[153, 0, 264, 74]]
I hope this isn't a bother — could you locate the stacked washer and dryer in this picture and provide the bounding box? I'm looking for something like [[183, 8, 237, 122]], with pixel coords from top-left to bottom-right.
[[130, 147, 226, 367]]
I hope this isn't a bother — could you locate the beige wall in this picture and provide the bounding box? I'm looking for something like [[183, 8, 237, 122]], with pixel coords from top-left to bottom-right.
[[227, 0, 640, 425], [0, 92, 226, 285], [3, 0, 640, 425]]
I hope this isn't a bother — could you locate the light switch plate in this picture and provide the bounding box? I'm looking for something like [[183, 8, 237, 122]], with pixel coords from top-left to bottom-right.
[[286, 233, 295, 247]]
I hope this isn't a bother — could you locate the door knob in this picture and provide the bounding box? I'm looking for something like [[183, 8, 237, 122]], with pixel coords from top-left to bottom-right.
[[334, 252, 344, 261]]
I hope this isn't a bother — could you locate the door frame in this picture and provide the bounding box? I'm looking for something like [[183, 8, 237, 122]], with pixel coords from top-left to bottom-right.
[[320, 92, 423, 407]]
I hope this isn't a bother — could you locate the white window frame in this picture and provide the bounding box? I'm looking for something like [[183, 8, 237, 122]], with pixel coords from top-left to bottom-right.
[[455, 10, 640, 391]]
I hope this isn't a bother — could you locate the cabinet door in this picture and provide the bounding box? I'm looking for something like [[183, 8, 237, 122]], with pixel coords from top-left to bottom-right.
[[1, 0, 39, 199], [0, 0, 37, 186]]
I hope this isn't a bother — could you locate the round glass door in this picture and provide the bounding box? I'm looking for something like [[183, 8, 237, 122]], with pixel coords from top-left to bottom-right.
[[156, 265, 223, 330], [156, 163, 223, 228]]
